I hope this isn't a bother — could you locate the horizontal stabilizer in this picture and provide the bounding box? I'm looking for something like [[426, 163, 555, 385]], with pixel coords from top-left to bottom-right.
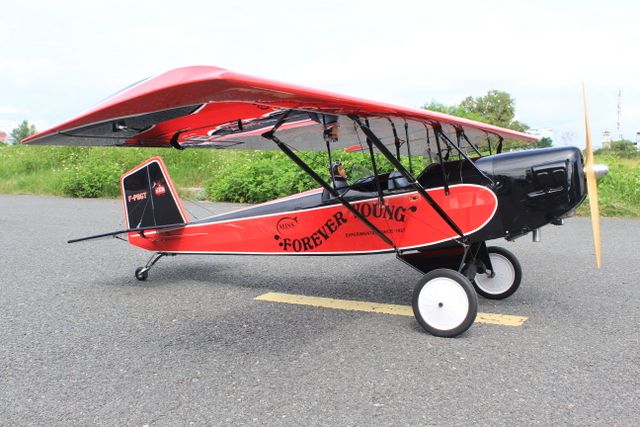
[[67, 223, 186, 244]]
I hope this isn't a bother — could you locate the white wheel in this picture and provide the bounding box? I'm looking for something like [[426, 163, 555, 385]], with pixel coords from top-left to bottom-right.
[[412, 268, 477, 337], [473, 246, 522, 299]]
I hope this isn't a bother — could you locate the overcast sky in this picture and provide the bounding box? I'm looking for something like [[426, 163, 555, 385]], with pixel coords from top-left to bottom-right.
[[1, 0, 638, 147]]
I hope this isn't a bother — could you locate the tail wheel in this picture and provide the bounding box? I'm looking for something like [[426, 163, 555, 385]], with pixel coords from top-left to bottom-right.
[[412, 268, 478, 337], [473, 246, 522, 299], [134, 267, 149, 281]]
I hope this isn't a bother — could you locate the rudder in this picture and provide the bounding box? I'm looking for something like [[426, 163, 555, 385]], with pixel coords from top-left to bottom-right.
[[121, 157, 189, 230]]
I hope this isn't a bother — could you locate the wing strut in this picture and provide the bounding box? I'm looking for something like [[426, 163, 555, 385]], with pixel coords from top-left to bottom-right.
[[496, 136, 504, 154], [432, 124, 450, 195], [388, 119, 402, 161], [434, 126, 494, 185], [261, 119, 398, 252], [456, 127, 483, 157], [364, 118, 385, 204], [351, 117, 465, 239], [404, 121, 414, 174], [422, 123, 434, 165]]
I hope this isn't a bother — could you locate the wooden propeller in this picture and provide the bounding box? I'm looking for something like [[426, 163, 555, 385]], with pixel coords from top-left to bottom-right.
[[582, 82, 602, 268]]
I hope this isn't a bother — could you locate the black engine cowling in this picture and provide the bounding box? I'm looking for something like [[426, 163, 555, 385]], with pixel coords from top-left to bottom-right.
[[475, 147, 586, 238]]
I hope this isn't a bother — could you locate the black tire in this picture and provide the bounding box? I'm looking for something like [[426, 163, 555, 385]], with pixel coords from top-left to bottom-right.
[[473, 246, 522, 299], [412, 268, 478, 337], [135, 267, 149, 281]]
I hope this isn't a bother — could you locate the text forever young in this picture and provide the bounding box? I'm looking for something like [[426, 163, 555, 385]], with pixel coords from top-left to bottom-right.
[[275, 203, 410, 252]]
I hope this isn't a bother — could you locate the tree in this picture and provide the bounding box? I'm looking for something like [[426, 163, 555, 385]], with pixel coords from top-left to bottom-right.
[[536, 137, 553, 148], [459, 90, 529, 132], [422, 101, 485, 123], [10, 120, 37, 143], [423, 90, 529, 132], [594, 139, 638, 158], [609, 139, 636, 153]]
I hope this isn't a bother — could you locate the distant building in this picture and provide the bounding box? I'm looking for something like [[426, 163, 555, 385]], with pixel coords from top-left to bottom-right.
[[602, 130, 612, 149], [0, 131, 7, 142]]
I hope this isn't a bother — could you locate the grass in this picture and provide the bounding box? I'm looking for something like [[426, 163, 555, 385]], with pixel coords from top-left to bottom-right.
[[575, 154, 640, 217], [0, 145, 228, 199], [1, 144, 639, 217]]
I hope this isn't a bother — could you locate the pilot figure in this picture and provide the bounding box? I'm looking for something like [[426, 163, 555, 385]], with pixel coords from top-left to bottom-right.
[[329, 161, 349, 191]]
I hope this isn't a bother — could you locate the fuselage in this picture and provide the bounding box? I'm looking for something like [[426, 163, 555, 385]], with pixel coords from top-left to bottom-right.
[[127, 147, 586, 255]]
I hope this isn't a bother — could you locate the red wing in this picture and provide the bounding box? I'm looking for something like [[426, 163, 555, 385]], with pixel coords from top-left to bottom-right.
[[23, 65, 537, 149]]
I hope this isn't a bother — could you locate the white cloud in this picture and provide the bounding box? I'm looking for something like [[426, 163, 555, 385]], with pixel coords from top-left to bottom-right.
[[0, 106, 22, 114], [0, 120, 19, 133]]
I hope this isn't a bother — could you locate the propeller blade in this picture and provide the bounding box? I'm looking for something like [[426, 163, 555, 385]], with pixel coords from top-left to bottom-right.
[[582, 82, 602, 268]]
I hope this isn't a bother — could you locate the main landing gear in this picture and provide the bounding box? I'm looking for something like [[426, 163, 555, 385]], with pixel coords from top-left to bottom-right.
[[472, 246, 522, 300], [404, 242, 523, 337], [134, 252, 170, 281], [412, 268, 477, 338]]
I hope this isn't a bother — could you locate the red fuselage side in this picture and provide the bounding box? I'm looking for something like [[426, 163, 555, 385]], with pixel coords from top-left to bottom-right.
[[127, 184, 497, 255]]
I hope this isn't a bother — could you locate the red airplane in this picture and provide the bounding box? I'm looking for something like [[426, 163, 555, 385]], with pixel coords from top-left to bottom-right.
[[23, 66, 606, 337]]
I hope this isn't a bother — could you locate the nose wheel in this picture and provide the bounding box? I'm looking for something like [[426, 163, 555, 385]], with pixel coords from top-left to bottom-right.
[[412, 268, 478, 337]]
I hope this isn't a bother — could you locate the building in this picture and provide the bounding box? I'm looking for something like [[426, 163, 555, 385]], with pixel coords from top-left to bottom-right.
[[601, 130, 612, 149], [0, 131, 7, 142]]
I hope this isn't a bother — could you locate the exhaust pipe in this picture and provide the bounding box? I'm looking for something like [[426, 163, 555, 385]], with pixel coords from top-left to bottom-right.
[[532, 228, 542, 242]]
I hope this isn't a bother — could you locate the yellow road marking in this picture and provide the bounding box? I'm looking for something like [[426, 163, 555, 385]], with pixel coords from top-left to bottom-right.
[[255, 292, 528, 327]]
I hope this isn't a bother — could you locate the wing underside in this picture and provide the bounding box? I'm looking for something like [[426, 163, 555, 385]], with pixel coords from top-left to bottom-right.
[[23, 66, 538, 153]]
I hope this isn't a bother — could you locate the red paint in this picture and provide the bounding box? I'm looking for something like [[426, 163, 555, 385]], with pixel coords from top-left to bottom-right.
[[24, 66, 538, 145], [127, 184, 497, 255], [154, 182, 166, 196]]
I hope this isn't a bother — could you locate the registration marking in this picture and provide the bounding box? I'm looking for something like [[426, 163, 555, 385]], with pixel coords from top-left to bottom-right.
[[255, 292, 528, 327]]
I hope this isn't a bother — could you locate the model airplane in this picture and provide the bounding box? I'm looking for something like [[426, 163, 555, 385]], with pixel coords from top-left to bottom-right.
[[23, 67, 607, 337]]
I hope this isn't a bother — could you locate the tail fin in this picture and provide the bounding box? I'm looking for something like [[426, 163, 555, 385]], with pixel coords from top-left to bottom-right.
[[121, 157, 189, 229]]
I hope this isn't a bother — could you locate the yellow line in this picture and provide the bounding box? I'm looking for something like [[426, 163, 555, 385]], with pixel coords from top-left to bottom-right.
[[255, 292, 528, 327]]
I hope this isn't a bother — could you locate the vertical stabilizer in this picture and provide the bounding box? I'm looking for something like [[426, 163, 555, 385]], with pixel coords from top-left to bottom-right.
[[121, 157, 188, 229]]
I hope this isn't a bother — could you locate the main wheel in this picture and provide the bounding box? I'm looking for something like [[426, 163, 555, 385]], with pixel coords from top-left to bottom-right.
[[412, 268, 478, 337], [135, 267, 149, 281], [473, 246, 522, 299]]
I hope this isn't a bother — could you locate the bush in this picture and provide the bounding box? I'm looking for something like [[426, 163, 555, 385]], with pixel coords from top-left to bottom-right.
[[206, 151, 319, 203], [3, 144, 639, 217], [203, 150, 409, 204], [61, 159, 123, 198], [595, 140, 640, 159]]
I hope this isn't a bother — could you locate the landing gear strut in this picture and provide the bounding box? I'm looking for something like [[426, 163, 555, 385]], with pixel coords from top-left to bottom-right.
[[134, 252, 169, 281], [401, 241, 523, 336]]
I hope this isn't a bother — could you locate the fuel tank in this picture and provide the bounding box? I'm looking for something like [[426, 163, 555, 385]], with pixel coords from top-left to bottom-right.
[[475, 147, 586, 238]]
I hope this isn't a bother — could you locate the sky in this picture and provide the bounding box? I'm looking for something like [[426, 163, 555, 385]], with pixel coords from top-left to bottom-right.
[[1, 0, 639, 147]]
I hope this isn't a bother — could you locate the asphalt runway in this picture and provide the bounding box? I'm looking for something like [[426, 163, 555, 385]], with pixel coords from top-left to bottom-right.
[[1, 195, 638, 426]]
